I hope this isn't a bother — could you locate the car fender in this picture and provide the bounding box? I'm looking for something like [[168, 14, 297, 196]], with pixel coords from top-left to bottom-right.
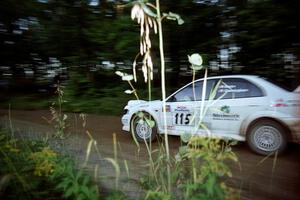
[[240, 110, 290, 136], [127, 106, 161, 131]]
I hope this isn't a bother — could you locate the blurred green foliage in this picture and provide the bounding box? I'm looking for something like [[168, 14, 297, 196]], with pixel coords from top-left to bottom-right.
[[63, 69, 162, 115], [0, 129, 99, 200]]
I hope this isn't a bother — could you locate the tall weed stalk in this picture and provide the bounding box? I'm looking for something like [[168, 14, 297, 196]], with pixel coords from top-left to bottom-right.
[[44, 83, 68, 140], [128, 0, 184, 193], [117, 1, 240, 199]]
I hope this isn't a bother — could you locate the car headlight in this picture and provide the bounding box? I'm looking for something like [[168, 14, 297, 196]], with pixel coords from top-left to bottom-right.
[[123, 109, 129, 115]]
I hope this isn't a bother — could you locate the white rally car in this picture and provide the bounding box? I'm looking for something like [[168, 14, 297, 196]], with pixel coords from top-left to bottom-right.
[[121, 75, 300, 155]]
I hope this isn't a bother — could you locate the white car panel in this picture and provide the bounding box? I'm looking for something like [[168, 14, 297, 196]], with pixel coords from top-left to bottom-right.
[[121, 75, 300, 154]]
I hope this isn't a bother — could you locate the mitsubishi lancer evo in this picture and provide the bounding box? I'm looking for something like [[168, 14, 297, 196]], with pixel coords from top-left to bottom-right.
[[121, 75, 300, 155]]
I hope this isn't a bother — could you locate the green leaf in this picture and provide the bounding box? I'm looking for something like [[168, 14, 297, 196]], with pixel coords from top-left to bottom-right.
[[163, 12, 184, 25], [206, 175, 216, 196], [90, 186, 99, 200], [80, 185, 90, 197], [73, 182, 79, 195], [209, 80, 222, 101], [82, 176, 90, 186], [179, 145, 189, 154], [180, 132, 192, 143], [140, 2, 157, 18], [75, 170, 83, 182], [64, 187, 73, 198], [76, 193, 85, 200], [177, 18, 184, 25], [145, 117, 155, 128], [137, 111, 144, 118], [56, 178, 71, 190], [0, 134, 6, 141], [230, 140, 238, 146]]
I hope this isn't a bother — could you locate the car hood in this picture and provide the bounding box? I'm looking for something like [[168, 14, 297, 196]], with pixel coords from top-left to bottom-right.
[[125, 99, 162, 109]]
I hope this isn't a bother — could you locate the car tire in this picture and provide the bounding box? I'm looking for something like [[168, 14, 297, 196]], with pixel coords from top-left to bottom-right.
[[131, 112, 157, 142], [247, 119, 287, 156]]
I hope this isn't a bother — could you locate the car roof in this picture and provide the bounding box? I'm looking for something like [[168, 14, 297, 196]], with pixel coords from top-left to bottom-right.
[[166, 74, 292, 101], [195, 74, 259, 81]]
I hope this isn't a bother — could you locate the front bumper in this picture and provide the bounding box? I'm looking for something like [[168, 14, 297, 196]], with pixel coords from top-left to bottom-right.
[[121, 114, 130, 132]]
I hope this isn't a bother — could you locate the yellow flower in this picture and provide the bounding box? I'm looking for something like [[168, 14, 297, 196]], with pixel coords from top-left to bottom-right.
[[30, 147, 57, 177]]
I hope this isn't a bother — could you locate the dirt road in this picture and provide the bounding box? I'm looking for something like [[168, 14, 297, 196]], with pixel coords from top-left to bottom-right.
[[0, 109, 300, 200]]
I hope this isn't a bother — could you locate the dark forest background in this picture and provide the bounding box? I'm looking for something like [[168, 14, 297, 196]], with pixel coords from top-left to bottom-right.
[[0, 0, 299, 114]]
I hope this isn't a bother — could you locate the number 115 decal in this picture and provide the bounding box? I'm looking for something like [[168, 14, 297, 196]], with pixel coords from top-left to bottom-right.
[[173, 112, 193, 125]]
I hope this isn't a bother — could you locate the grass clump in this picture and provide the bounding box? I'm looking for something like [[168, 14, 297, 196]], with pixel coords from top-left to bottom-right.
[[0, 129, 99, 200], [177, 137, 240, 200], [138, 136, 240, 200]]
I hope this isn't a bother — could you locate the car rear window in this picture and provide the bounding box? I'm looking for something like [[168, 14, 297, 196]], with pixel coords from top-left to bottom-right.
[[215, 78, 264, 99]]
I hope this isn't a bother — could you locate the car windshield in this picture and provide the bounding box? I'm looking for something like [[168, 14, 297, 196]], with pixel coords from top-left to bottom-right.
[[166, 79, 217, 102]]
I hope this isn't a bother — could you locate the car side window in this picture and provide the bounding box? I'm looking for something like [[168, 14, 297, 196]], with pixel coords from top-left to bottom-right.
[[215, 78, 264, 99], [167, 79, 216, 102]]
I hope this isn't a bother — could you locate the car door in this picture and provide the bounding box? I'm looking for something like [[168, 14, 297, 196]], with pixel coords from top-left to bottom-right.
[[208, 78, 267, 137], [165, 79, 216, 135]]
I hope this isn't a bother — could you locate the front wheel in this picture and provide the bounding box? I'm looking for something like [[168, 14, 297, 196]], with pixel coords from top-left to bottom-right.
[[131, 112, 157, 142], [247, 120, 287, 156]]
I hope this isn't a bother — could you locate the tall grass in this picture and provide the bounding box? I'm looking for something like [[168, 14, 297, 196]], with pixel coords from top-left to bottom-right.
[[121, 1, 241, 199]]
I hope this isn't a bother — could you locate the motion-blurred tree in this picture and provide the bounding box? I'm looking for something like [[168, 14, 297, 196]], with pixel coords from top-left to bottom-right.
[[0, 0, 41, 89], [1, 0, 299, 93], [235, 0, 300, 88]]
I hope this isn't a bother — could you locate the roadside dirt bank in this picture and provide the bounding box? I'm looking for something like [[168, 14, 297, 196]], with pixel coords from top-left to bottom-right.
[[0, 109, 300, 200]]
